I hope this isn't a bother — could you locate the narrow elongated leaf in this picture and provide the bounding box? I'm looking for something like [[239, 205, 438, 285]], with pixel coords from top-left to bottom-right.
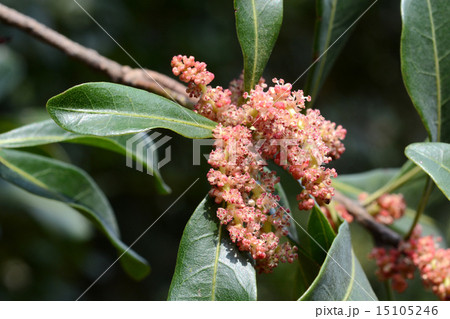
[[0, 180, 93, 241], [305, 0, 373, 102], [307, 205, 336, 264], [47, 82, 217, 139], [274, 181, 299, 244], [299, 223, 377, 300], [234, 0, 283, 92], [269, 176, 321, 297], [294, 253, 321, 299], [0, 120, 171, 193], [401, 0, 450, 142], [405, 142, 450, 199], [0, 148, 150, 280], [168, 195, 256, 300], [334, 168, 399, 199]]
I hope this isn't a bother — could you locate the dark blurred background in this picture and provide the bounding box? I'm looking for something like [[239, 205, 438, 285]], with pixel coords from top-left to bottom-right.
[[0, 0, 448, 300]]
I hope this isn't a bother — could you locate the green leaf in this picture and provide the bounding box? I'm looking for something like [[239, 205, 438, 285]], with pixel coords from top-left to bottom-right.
[[274, 180, 299, 244], [0, 148, 150, 280], [0, 179, 93, 241], [299, 222, 377, 300], [307, 205, 336, 264], [401, 0, 450, 142], [234, 0, 283, 92], [47, 82, 217, 139], [333, 168, 399, 199], [294, 254, 320, 299], [305, 0, 373, 102], [168, 195, 257, 300], [0, 119, 171, 194], [405, 142, 450, 200]]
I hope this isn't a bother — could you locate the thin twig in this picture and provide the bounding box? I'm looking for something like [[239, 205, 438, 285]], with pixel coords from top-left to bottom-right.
[[333, 191, 402, 247], [0, 3, 195, 108], [362, 166, 422, 206], [384, 280, 395, 301], [404, 177, 433, 240]]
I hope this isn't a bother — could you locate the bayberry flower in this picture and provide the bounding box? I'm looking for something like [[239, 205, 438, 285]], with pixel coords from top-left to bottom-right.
[[364, 193, 407, 225], [370, 226, 450, 300], [171, 55, 347, 272]]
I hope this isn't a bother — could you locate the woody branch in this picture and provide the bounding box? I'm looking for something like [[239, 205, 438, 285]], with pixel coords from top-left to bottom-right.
[[0, 3, 195, 108]]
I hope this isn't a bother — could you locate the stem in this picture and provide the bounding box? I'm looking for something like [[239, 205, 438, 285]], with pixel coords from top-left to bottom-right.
[[404, 177, 434, 240], [384, 280, 395, 301], [333, 191, 402, 247], [0, 3, 195, 107], [362, 166, 422, 206]]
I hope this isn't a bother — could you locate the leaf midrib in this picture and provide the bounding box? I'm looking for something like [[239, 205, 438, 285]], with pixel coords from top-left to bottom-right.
[[343, 251, 355, 300], [250, 0, 259, 90], [312, 0, 337, 98], [0, 135, 68, 146], [318, 211, 333, 248], [426, 0, 442, 141], [0, 154, 49, 190], [51, 107, 216, 131], [415, 148, 450, 174]]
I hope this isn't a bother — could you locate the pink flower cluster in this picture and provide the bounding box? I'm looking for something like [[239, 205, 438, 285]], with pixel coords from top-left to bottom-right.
[[412, 235, 450, 300], [207, 124, 297, 273], [171, 55, 214, 98], [360, 192, 407, 225], [369, 243, 416, 293], [171, 55, 347, 272], [370, 226, 450, 300]]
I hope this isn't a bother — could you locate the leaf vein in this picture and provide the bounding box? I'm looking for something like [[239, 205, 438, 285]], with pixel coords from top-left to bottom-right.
[[53, 107, 216, 131], [426, 0, 442, 141]]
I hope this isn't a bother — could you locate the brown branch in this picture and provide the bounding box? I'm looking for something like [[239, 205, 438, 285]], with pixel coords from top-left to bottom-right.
[[0, 3, 195, 108], [333, 191, 402, 247]]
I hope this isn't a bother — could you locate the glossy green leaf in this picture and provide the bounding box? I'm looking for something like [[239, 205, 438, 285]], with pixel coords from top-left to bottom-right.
[[405, 142, 450, 200], [272, 180, 321, 297], [234, 0, 283, 92], [294, 253, 321, 299], [0, 179, 93, 241], [299, 222, 377, 300], [292, 204, 326, 298], [0, 148, 150, 280], [333, 168, 399, 199], [0, 119, 171, 193], [168, 195, 256, 300], [401, 0, 450, 142], [305, 0, 373, 102], [307, 205, 336, 264], [47, 82, 217, 139], [274, 180, 299, 244]]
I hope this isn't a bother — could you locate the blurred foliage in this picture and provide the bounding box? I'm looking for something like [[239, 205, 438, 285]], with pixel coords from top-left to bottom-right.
[[0, 0, 448, 300]]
